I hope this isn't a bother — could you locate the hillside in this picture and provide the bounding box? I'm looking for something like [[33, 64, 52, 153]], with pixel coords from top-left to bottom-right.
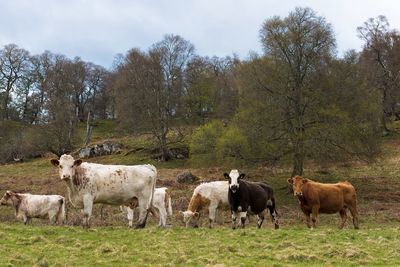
[[1, 120, 400, 265]]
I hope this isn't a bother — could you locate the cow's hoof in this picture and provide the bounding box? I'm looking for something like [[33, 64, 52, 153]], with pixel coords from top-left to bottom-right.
[[135, 223, 146, 229], [275, 225, 279, 230]]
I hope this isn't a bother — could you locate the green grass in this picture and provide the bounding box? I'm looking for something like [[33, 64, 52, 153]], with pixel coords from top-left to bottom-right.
[[0, 223, 399, 266]]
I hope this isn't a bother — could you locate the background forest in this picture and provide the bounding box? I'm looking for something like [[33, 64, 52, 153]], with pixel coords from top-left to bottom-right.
[[1, 8, 400, 176]]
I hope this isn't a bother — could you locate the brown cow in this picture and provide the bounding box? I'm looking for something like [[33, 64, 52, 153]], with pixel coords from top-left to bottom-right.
[[287, 176, 359, 229]]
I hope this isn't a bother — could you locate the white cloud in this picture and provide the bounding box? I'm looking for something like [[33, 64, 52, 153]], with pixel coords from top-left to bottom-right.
[[0, 0, 399, 67]]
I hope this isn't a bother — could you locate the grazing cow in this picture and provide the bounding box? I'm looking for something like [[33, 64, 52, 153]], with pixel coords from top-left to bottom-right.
[[224, 170, 279, 229], [181, 181, 229, 228], [121, 187, 173, 227], [50, 154, 156, 228], [287, 176, 359, 229], [0, 191, 65, 225]]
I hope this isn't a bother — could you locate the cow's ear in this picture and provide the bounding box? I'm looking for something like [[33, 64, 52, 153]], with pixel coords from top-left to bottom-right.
[[239, 173, 246, 179], [50, 159, 59, 167], [302, 179, 308, 184], [194, 211, 199, 216], [74, 159, 82, 166], [223, 173, 230, 179], [287, 178, 294, 184]]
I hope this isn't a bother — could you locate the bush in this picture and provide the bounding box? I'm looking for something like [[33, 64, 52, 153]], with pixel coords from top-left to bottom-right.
[[189, 120, 224, 155], [216, 126, 250, 160]]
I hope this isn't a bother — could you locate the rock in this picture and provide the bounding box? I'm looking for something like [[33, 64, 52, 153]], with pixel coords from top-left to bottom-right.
[[78, 142, 121, 158], [176, 172, 199, 184]]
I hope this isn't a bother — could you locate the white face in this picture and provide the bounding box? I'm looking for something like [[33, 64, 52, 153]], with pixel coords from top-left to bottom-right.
[[51, 154, 82, 180], [224, 169, 244, 193], [181, 211, 199, 227]]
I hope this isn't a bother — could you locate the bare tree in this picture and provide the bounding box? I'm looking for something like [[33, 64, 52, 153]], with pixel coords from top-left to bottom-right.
[[0, 44, 30, 120], [258, 7, 336, 176], [358, 16, 400, 134]]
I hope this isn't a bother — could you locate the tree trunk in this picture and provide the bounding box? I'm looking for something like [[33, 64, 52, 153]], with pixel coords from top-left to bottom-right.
[[381, 88, 390, 135], [291, 150, 304, 177], [159, 134, 169, 161]]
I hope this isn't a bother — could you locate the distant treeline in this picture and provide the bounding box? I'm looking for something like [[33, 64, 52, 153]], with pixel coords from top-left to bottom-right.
[[0, 8, 399, 175]]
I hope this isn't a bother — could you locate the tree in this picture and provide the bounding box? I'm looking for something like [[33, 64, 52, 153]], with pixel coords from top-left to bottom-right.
[[357, 16, 400, 134], [258, 7, 336, 175], [112, 34, 195, 160], [0, 44, 30, 120]]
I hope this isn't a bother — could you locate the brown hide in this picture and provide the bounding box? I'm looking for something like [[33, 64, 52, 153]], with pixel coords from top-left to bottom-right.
[[287, 176, 359, 229], [188, 193, 210, 212]]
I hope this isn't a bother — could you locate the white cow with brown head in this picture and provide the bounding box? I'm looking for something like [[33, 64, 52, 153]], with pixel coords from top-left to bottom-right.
[[0, 191, 65, 225], [51, 154, 157, 228], [181, 181, 229, 228]]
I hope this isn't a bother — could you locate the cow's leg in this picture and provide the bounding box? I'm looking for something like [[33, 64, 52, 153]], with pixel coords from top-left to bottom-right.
[[240, 211, 247, 228], [48, 211, 57, 225], [126, 207, 134, 227], [82, 195, 93, 228], [208, 204, 218, 228], [231, 210, 238, 229], [256, 214, 264, 229], [158, 206, 167, 227], [302, 211, 311, 228], [348, 205, 359, 229], [311, 206, 319, 229], [135, 200, 149, 229], [22, 214, 30, 225], [339, 209, 347, 229], [268, 206, 279, 229]]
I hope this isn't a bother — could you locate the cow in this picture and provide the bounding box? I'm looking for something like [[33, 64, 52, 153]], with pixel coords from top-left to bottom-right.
[[121, 187, 173, 227], [0, 191, 65, 225], [224, 170, 279, 229], [287, 175, 359, 229], [181, 181, 229, 228], [50, 154, 157, 228]]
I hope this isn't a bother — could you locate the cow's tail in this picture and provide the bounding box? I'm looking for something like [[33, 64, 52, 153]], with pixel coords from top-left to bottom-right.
[[57, 198, 66, 225], [167, 189, 173, 216], [146, 165, 157, 212]]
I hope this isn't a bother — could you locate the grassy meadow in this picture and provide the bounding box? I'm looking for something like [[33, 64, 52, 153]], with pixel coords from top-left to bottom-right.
[[1, 223, 400, 266], [1, 121, 400, 266]]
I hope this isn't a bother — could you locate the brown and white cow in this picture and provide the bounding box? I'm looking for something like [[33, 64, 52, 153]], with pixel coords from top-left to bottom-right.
[[181, 181, 229, 228], [121, 187, 173, 227], [287, 176, 359, 229], [50, 154, 157, 228], [0, 191, 65, 225]]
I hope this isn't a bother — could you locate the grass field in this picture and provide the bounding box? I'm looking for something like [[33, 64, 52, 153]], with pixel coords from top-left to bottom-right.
[[1, 121, 400, 266], [1, 223, 400, 266]]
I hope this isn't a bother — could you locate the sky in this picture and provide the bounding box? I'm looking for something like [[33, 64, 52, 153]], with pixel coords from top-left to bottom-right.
[[0, 0, 399, 68]]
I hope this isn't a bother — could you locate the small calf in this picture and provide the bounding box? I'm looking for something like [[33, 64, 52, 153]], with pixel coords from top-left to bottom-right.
[[122, 187, 173, 227], [0, 191, 65, 225], [181, 181, 229, 228], [225, 170, 279, 229]]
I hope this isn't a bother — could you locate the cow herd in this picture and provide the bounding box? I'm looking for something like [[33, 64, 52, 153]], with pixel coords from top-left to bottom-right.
[[0, 154, 360, 230]]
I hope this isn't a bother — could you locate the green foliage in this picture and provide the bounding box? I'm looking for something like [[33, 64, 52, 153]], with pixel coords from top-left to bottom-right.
[[216, 125, 250, 160], [189, 120, 224, 154]]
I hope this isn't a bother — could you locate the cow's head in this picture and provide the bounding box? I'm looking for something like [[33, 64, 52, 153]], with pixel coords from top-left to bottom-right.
[[0, 191, 17, 206], [224, 170, 245, 193], [50, 154, 82, 180], [180, 210, 200, 228], [287, 176, 308, 196]]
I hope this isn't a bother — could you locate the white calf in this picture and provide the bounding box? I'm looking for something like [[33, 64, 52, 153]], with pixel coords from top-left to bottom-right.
[[122, 187, 173, 227], [0, 191, 65, 225], [181, 181, 229, 228]]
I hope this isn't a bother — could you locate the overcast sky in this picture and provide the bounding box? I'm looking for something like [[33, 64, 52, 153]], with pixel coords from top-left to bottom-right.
[[0, 0, 399, 68]]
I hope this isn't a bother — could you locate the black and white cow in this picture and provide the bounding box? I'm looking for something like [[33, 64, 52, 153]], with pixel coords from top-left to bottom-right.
[[224, 169, 279, 229]]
